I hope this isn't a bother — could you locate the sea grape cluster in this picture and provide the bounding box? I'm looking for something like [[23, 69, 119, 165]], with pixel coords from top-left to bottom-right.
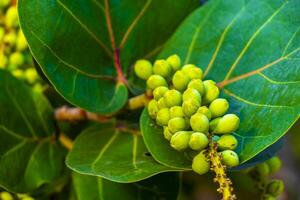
[[135, 54, 240, 175], [0, 1, 42, 92]]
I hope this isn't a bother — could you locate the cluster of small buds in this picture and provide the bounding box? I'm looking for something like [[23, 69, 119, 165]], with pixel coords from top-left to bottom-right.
[[0, 1, 42, 92], [135, 54, 241, 175]]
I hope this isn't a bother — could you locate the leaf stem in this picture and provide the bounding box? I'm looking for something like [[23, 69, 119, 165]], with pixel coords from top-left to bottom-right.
[[59, 133, 73, 150]]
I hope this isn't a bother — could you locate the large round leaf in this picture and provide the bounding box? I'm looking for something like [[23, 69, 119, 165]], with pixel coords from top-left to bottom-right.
[[142, 0, 300, 167], [66, 120, 180, 183], [18, 0, 199, 114], [72, 172, 179, 200], [0, 70, 66, 193]]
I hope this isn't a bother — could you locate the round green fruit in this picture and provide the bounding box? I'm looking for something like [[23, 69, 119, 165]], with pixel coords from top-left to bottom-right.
[[190, 113, 209, 133], [203, 80, 220, 104], [0, 0, 11, 8], [134, 59, 152, 80], [0, 27, 5, 41], [217, 135, 238, 150], [147, 75, 167, 90], [0, 54, 8, 68], [25, 68, 38, 84], [12, 69, 24, 79], [4, 31, 17, 46], [256, 163, 270, 178], [168, 117, 186, 133], [170, 131, 192, 151], [0, 191, 13, 200], [153, 86, 168, 100], [182, 99, 200, 117], [197, 106, 212, 120], [213, 114, 240, 134], [192, 150, 210, 175], [156, 108, 170, 126], [163, 89, 182, 107], [182, 88, 201, 103], [182, 64, 203, 80], [17, 30, 28, 51], [189, 132, 209, 151], [157, 97, 168, 109], [209, 117, 221, 131], [9, 52, 24, 67], [172, 70, 190, 91], [209, 98, 229, 118], [188, 79, 205, 95], [5, 6, 19, 28], [166, 54, 181, 71], [147, 99, 159, 119], [266, 180, 284, 197], [169, 106, 184, 118], [153, 59, 172, 78], [163, 126, 173, 140], [266, 156, 282, 174], [220, 150, 239, 167]]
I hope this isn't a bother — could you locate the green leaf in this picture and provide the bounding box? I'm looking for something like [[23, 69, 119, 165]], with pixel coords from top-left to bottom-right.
[[18, 0, 199, 114], [0, 70, 66, 193], [142, 0, 300, 168], [72, 172, 179, 200], [66, 120, 179, 183]]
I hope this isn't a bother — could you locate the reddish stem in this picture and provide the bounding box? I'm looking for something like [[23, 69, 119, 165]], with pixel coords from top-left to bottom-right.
[[114, 48, 127, 84]]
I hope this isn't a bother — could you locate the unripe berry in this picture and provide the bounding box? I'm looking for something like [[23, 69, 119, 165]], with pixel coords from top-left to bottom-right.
[[134, 59, 152, 80], [153, 59, 172, 78], [172, 70, 190, 91], [170, 131, 192, 151], [261, 194, 276, 200], [256, 163, 270, 178], [0, 27, 4, 41], [220, 150, 239, 167], [182, 99, 200, 117], [17, 30, 28, 51], [166, 54, 181, 71], [182, 88, 201, 103], [157, 97, 167, 109], [12, 69, 24, 79], [156, 108, 170, 126], [188, 79, 205, 95], [148, 99, 159, 119], [25, 68, 38, 84], [217, 135, 238, 150], [182, 64, 203, 80], [266, 156, 282, 174], [192, 150, 210, 175], [22, 197, 35, 200], [5, 6, 19, 28], [189, 132, 209, 150], [169, 106, 184, 118], [203, 80, 219, 104], [163, 89, 182, 107], [168, 117, 186, 133], [163, 126, 173, 140], [209, 98, 229, 118], [33, 83, 44, 93], [0, 191, 13, 200], [0, 54, 8, 68], [209, 117, 221, 131], [213, 114, 240, 134], [266, 180, 284, 197], [197, 106, 212, 120], [153, 86, 168, 100], [4, 31, 17, 46], [146, 75, 167, 90], [190, 113, 209, 133], [9, 52, 24, 67], [0, 0, 11, 8]]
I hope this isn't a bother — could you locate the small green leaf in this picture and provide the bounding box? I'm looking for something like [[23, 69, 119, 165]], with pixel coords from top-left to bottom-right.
[[0, 70, 66, 193], [66, 120, 179, 183], [72, 172, 179, 200]]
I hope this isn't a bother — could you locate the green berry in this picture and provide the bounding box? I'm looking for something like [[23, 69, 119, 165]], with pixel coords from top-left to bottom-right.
[[203, 80, 220, 104], [168, 117, 186, 133], [148, 99, 159, 119], [182, 64, 203, 79], [187, 79, 205, 95], [25, 68, 38, 84], [217, 135, 238, 150], [220, 150, 239, 167], [147, 75, 167, 90], [170, 131, 192, 151], [189, 132, 209, 151], [153, 86, 168, 100], [157, 97, 168, 109], [209, 117, 221, 131], [197, 106, 212, 120], [153, 59, 172, 78], [266, 180, 284, 197], [0, 27, 5, 41], [190, 113, 209, 133], [5, 6, 19, 28], [266, 156, 282, 174], [163, 89, 182, 107], [166, 54, 181, 71], [182, 99, 200, 117], [0, 191, 13, 200], [169, 106, 184, 118], [12, 69, 24, 79], [16, 30, 28, 51], [209, 98, 229, 118], [134, 59, 152, 80], [0, 0, 11, 8], [256, 163, 270, 178], [0, 54, 8, 68], [9, 52, 24, 67], [192, 150, 210, 175], [33, 83, 44, 93], [213, 114, 240, 134], [261, 194, 276, 200], [172, 70, 190, 91], [4, 31, 17, 46], [22, 197, 35, 200], [156, 108, 170, 126], [163, 126, 173, 140], [182, 88, 201, 103]]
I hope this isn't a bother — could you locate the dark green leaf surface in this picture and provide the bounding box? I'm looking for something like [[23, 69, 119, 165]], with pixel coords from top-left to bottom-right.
[[66, 120, 179, 183], [18, 0, 199, 114], [72, 172, 179, 200], [0, 70, 66, 193], [142, 0, 300, 168]]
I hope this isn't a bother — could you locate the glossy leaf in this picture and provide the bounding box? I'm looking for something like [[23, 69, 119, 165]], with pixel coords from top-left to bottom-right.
[[0, 70, 66, 193], [142, 0, 300, 168], [18, 0, 199, 114], [66, 120, 179, 183], [72, 172, 179, 200]]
